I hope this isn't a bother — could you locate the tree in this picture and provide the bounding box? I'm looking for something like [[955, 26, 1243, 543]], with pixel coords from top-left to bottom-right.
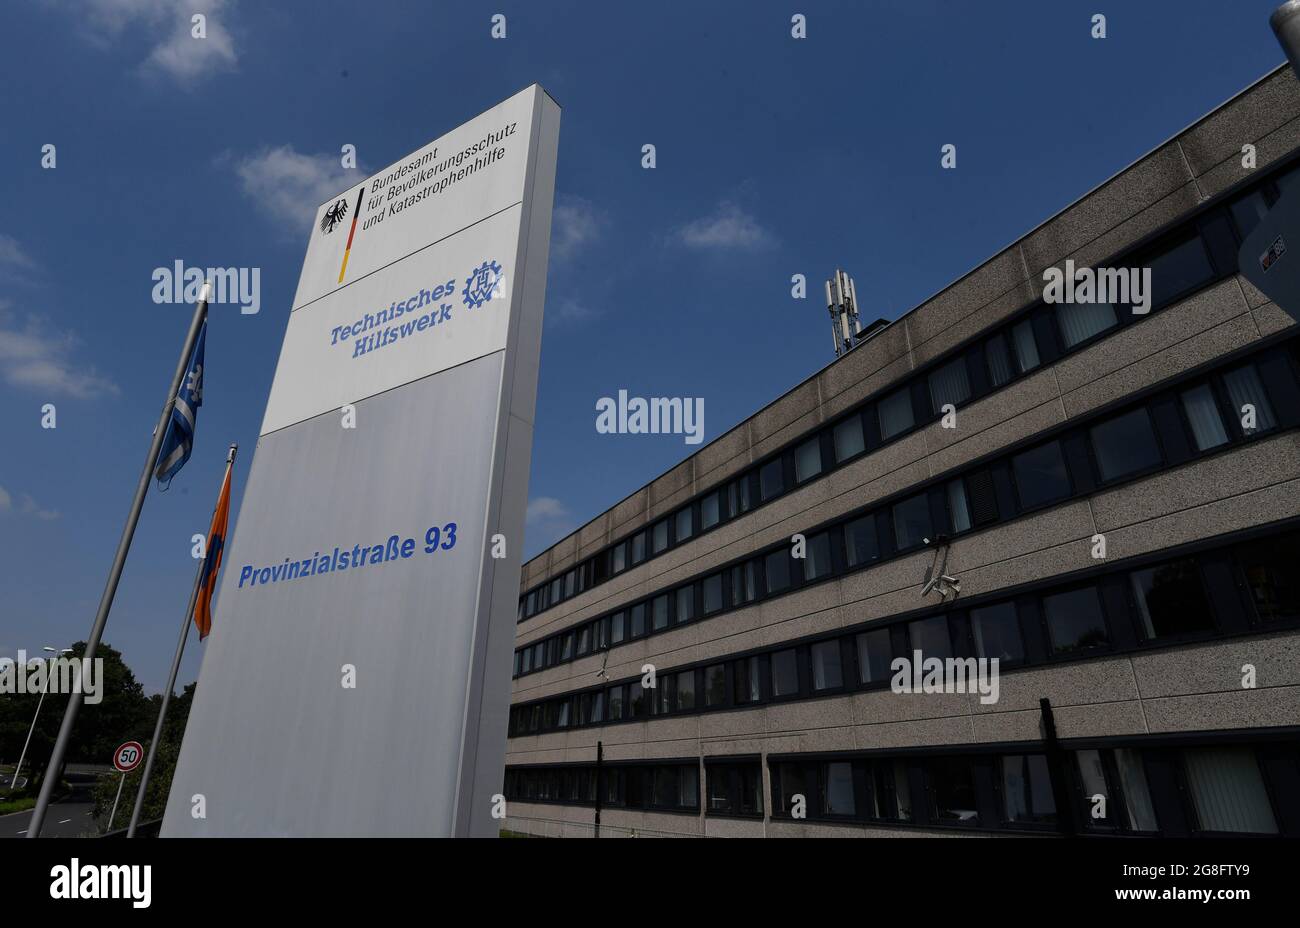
[[92, 682, 195, 831], [1, 642, 153, 785]]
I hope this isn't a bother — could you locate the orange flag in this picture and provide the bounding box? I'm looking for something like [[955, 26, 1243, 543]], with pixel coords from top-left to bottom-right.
[[194, 463, 232, 639]]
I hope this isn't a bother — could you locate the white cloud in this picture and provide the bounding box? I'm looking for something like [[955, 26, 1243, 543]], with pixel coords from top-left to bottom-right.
[[527, 496, 569, 524], [229, 146, 367, 236], [0, 303, 120, 399], [0, 486, 59, 521], [0, 235, 39, 279], [525, 496, 576, 555], [69, 0, 237, 83], [547, 297, 597, 328], [550, 197, 606, 262], [674, 201, 775, 250]]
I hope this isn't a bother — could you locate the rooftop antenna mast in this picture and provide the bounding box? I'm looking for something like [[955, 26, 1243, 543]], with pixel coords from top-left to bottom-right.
[[825, 269, 863, 358]]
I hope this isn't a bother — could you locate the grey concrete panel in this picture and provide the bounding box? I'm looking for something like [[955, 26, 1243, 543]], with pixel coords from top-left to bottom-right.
[[165, 354, 503, 836]]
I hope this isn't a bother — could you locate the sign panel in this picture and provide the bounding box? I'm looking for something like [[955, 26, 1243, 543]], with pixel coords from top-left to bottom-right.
[[163, 85, 559, 836], [114, 741, 143, 773]]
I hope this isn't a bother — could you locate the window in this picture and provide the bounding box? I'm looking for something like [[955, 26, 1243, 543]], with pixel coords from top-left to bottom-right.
[[652, 519, 669, 555], [810, 640, 843, 691], [611, 542, 627, 574], [795, 438, 822, 483], [520, 648, 532, 674], [628, 682, 646, 717], [591, 691, 605, 724], [730, 562, 757, 605], [765, 548, 793, 594], [1183, 747, 1278, 834], [892, 493, 932, 550], [867, 760, 913, 821], [675, 585, 694, 624], [908, 615, 953, 660], [1057, 300, 1117, 349], [1237, 532, 1300, 624], [1001, 754, 1057, 825], [1180, 384, 1229, 451], [1011, 319, 1041, 373], [1042, 586, 1109, 653], [576, 626, 591, 656], [1230, 190, 1269, 239], [1146, 235, 1214, 308], [630, 602, 646, 638], [703, 664, 727, 707], [878, 387, 914, 440], [776, 763, 810, 816], [929, 357, 971, 413], [675, 507, 693, 543], [702, 573, 724, 614], [550, 577, 562, 604], [651, 593, 669, 631], [1130, 559, 1214, 640], [675, 670, 696, 711], [701, 491, 721, 530], [560, 632, 574, 661], [947, 478, 972, 533], [822, 762, 856, 816], [594, 617, 609, 651], [771, 649, 799, 698], [679, 766, 700, 810], [728, 476, 751, 517], [970, 602, 1024, 663], [708, 763, 762, 816], [834, 415, 865, 462], [1223, 365, 1277, 434], [804, 532, 832, 581], [1091, 407, 1161, 482], [856, 628, 893, 683], [610, 610, 626, 644], [564, 570, 575, 598], [1012, 441, 1070, 509], [607, 685, 624, 721], [630, 531, 646, 564], [1075, 748, 1157, 832], [985, 333, 1014, 387], [928, 759, 979, 825], [759, 458, 784, 501], [733, 656, 761, 704], [652, 767, 679, 808], [844, 514, 879, 567]]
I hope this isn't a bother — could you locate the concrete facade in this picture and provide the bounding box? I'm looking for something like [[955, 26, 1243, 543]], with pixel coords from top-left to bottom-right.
[[504, 66, 1300, 838]]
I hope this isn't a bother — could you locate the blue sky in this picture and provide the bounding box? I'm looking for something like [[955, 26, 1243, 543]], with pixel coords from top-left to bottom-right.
[[0, 0, 1289, 694]]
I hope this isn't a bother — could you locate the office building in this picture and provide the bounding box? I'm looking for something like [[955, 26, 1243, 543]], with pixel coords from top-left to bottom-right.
[[504, 65, 1300, 837]]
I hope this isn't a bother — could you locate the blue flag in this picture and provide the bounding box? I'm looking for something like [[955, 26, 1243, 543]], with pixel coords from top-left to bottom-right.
[[155, 320, 206, 488]]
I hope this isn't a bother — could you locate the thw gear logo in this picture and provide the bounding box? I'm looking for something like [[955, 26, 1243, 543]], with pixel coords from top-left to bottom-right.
[[462, 260, 505, 309]]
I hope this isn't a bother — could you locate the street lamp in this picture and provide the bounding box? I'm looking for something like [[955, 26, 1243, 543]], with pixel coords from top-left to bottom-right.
[[9, 647, 72, 794]]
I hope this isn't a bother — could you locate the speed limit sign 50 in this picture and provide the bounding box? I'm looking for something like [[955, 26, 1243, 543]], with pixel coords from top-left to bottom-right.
[[113, 741, 144, 773]]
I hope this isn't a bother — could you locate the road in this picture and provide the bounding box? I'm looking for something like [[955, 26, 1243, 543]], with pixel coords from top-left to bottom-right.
[[0, 771, 104, 837], [0, 801, 96, 838]]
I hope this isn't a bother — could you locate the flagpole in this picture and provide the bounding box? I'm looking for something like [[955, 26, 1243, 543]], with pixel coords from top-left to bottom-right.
[[27, 287, 210, 839], [127, 442, 236, 837]]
